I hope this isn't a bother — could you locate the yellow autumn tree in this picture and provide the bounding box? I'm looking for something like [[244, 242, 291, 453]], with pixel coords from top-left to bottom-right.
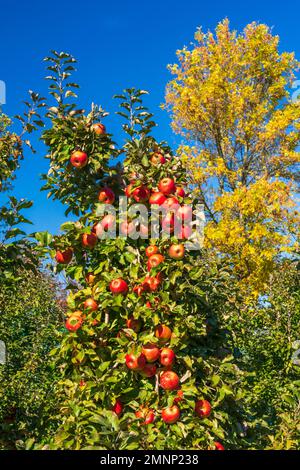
[[164, 19, 300, 294]]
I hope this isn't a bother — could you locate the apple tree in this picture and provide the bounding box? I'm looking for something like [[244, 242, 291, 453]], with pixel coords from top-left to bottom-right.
[[35, 52, 246, 450]]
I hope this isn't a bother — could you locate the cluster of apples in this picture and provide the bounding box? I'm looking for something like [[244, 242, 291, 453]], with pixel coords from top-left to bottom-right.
[[124, 174, 193, 239], [62, 143, 224, 445], [69, 123, 106, 169], [65, 296, 100, 332]]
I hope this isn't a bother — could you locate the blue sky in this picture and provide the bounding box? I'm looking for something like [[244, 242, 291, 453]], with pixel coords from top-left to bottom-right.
[[1, 0, 300, 234]]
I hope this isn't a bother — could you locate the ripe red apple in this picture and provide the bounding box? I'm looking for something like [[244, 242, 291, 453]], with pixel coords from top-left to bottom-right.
[[150, 152, 166, 165], [175, 186, 185, 198], [83, 298, 98, 311], [70, 150, 88, 168], [173, 389, 184, 404], [65, 314, 83, 332], [101, 214, 116, 231], [162, 212, 175, 233], [177, 205, 193, 221], [168, 243, 185, 260], [160, 371, 180, 390], [162, 196, 179, 210], [145, 245, 159, 257], [98, 187, 115, 204], [158, 178, 176, 195], [125, 353, 146, 370], [195, 399, 211, 418], [142, 343, 161, 363], [143, 275, 161, 292], [144, 410, 155, 424], [147, 253, 165, 271], [178, 225, 192, 239], [132, 185, 150, 203], [126, 317, 142, 332], [149, 191, 167, 206], [120, 220, 135, 236], [140, 363, 157, 377], [155, 325, 172, 343], [68, 310, 83, 319], [55, 248, 73, 264], [139, 223, 148, 237], [161, 405, 180, 424], [133, 284, 145, 297], [214, 442, 225, 451], [85, 272, 96, 284], [135, 408, 155, 425], [160, 348, 175, 367], [112, 399, 123, 416], [109, 278, 128, 295], [82, 232, 98, 249], [91, 122, 106, 135]]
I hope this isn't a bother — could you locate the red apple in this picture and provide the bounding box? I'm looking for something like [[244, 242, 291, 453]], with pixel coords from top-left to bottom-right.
[[177, 205, 193, 221], [162, 212, 175, 233], [132, 185, 150, 203], [168, 243, 185, 260], [155, 324, 172, 343], [147, 253, 164, 271], [120, 220, 136, 236], [160, 371, 180, 390], [70, 150, 88, 168], [158, 178, 176, 195], [55, 248, 73, 264], [98, 187, 115, 204], [173, 389, 184, 404], [83, 298, 98, 311], [161, 405, 180, 424], [133, 285, 145, 297], [214, 442, 225, 451], [135, 408, 155, 425], [65, 314, 83, 332], [91, 122, 106, 135], [109, 278, 128, 295], [143, 275, 161, 292], [195, 399, 211, 418], [68, 310, 83, 319], [175, 186, 185, 198], [125, 353, 146, 370], [140, 363, 157, 377], [163, 196, 179, 210], [126, 317, 142, 332], [139, 223, 148, 237], [101, 214, 116, 231], [178, 225, 192, 239], [149, 191, 167, 206], [142, 343, 161, 363], [150, 152, 166, 165], [160, 348, 175, 367], [82, 233, 98, 249], [144, 410, 155, 425], [145, 245, 159, 257], [112, 399, 123, 416]]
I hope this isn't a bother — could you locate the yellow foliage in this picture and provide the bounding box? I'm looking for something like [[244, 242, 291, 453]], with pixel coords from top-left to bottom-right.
[[165, 20, 300, 296]]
